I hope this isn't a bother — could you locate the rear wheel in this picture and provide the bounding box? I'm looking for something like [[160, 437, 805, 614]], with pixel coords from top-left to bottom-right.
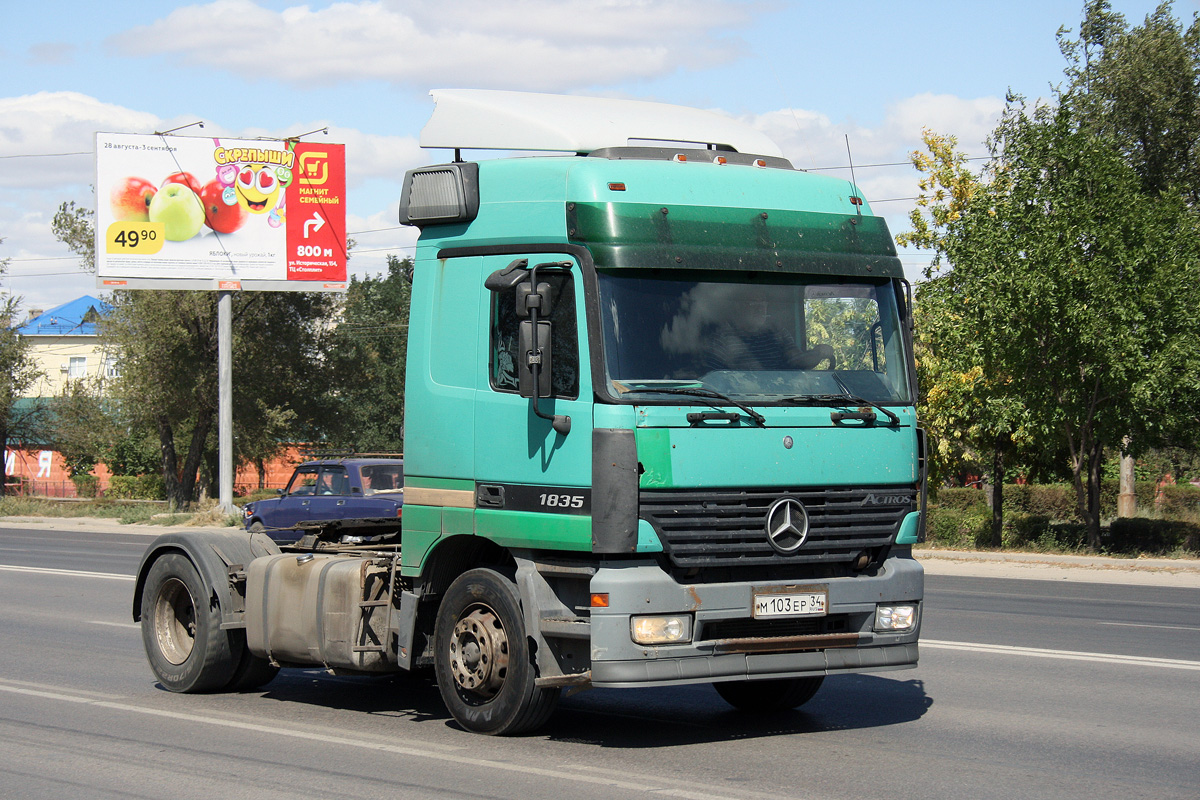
[[140, 553, 236, 692], [434, 568, 560, 735], [714, 676, 825, 712], [224, 637, 279, 691]]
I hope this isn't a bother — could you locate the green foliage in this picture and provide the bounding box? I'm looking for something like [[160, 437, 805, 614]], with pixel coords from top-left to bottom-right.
[[107, 474, 166, 500], [909, 4, 1200, 547], [1106, 517, 1200, 555], [320, 255, 412, 451], [101, 287, 336, 508], [925, 505, 991, 549], [105, 428, 160, 477], [70, 475, 98, 498], [52, 380, 117, 476], [1, 237, 48, 495], [51, 202, 96, 273]]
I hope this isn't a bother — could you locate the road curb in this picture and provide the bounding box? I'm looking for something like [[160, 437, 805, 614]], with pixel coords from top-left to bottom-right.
[[915, 547, 1200, 587]]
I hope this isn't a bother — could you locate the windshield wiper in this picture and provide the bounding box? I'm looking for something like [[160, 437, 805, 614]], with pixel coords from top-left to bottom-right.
[[619, 386, 767, 427], [783, 374, 901, 426]]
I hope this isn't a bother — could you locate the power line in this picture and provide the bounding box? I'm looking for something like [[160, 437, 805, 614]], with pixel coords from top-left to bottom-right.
[[0, 151, 91, 159]]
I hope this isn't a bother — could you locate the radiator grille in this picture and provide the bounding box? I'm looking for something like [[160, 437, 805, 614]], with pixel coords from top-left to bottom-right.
[[641, 486, 915, 570]]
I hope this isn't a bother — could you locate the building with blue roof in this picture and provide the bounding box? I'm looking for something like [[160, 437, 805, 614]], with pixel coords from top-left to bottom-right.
[[15, 295, 115, 398]]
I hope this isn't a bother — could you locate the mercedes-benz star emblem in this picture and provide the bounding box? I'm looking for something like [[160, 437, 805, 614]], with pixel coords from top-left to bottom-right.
[[765, 497, 810, 554]]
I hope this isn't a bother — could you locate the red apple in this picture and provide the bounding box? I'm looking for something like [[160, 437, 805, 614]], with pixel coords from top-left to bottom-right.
[[110, 176, 157, 221], [161, 171, 203, 197], [201, 179, 248, 234]]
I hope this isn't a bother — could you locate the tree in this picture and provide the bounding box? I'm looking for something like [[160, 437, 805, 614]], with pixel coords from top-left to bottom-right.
[[320, 255, 412, 452], [104, 289, 336, 508], [52, 378, 118, 478], [51, 202, 96, 273], [0, 237, 47, 495], [899, 130, 1031, 545], [918, 97, 1200, 547], [52, 204, 338, 506], [1060, 1, 1200, 201]]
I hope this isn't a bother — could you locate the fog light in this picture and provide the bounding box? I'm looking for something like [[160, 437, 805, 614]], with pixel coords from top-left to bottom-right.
[[875, 604, 916, 631], [631, 614, 692, 645]]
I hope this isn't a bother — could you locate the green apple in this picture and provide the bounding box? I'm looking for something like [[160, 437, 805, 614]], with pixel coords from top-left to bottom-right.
[[148, 183, 205, 241]]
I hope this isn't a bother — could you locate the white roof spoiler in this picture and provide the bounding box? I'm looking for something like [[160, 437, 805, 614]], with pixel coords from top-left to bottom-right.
[[419, 89, 784, 157]]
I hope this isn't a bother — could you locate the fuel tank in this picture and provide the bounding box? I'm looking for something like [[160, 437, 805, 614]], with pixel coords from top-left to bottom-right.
[[245, 553, 396, 672]]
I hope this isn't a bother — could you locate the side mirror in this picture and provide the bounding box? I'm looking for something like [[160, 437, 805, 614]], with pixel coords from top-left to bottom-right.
[[518, 319, 552, 398], [516, 282, 553, 317], [275, 488, 284, 496]]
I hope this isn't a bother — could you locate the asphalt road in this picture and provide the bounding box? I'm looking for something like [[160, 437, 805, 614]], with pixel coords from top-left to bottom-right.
[[1, 523, 1197, 800]]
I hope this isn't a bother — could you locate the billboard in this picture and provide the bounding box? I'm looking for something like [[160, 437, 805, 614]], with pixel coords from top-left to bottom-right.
[[95, 132, 347, 291]]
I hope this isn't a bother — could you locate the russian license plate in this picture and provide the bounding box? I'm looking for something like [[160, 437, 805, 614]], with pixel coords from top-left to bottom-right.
[[752, 586, 828, 619]]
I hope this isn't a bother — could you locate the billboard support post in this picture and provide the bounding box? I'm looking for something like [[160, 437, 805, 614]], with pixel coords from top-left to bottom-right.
[[218, 290, 233, 515]]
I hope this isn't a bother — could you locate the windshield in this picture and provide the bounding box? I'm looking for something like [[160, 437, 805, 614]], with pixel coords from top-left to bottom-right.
[[596, 271, 912, 404]]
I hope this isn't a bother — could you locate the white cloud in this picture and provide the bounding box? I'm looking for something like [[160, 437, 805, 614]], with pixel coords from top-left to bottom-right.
[[108, 0, 752, 91], [738, 93, 1006, 279], [0, 92, 159, 189]]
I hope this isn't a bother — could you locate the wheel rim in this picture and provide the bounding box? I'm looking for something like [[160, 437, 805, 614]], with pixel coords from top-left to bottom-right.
[[448, 604, 510, 701], [153, 576, 197, 666]]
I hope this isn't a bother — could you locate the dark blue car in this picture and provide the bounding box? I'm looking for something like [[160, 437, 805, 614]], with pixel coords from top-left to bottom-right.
[[242, 458, 404, 542]]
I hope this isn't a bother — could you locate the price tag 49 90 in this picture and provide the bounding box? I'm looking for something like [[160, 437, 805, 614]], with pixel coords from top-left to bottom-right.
[[105, 222, 165, 255]]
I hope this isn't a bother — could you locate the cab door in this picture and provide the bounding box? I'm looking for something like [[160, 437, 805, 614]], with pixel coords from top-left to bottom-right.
[[471, 253, 593, 548]]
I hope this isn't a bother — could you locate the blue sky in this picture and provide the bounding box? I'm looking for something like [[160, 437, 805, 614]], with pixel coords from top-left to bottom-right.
[[1, 0, 1188, 311]]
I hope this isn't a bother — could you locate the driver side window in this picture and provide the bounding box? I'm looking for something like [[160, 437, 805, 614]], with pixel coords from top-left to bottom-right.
[[489, 270, 580, 398]]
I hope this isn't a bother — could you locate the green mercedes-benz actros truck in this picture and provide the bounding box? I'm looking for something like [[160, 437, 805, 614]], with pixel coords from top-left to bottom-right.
[[133, 89, 925, 736]]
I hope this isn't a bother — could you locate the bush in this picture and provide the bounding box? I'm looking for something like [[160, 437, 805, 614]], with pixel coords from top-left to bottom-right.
[[1156, 484, 1200, 517], [1105, 518, 1200, 556], [107, 474, 166, 501], [1001, 513, 1088, 552], [71, 475, 98, 498], [932, 487, 986, 511], [925, 506, 991, 549]]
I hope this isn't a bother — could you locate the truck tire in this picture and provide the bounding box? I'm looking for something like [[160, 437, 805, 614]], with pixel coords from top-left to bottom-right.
[[224, 638, 279, 692], [140, 553, 237, 693], [714, 676, 825, 712], [434, 568, 560, 735]]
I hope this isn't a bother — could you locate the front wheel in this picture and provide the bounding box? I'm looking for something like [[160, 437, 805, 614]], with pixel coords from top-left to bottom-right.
[[140, 553, 236, 692], [714, 676, 825, 712], [434, 568, 560, 735]]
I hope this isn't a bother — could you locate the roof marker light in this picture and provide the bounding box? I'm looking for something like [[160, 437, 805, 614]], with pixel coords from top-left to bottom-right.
[[753, 158, 768, 168], [608, 182, 626, 191], [712, 155, 728, 165], [672, 153, 688, 162]]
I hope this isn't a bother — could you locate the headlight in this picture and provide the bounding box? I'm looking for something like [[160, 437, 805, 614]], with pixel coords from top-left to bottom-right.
[[875, 604, 917, 632], [630, 614, 692, 645]]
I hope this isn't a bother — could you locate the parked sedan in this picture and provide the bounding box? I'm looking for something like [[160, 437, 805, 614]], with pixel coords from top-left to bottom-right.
[[242, 458, 403, 542]]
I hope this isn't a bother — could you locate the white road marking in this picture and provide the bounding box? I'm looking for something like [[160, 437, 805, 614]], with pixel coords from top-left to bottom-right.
[[0, 679, 754, 800], [1097, 622, 1200, 632], [0, 564, 134, 581], [90, 621, 140, 629], [922, 639, 1200, 671]]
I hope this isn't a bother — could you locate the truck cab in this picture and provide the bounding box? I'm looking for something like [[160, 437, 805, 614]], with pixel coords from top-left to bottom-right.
[[399, 91, 924, 720]]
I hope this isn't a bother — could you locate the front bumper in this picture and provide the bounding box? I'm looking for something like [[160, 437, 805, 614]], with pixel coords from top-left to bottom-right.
[[588, 553, 923, 688]]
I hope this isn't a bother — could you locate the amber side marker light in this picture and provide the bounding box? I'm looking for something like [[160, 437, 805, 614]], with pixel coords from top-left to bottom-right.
[[607, 182, 626, 191], [590, 593, 610, 608]]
